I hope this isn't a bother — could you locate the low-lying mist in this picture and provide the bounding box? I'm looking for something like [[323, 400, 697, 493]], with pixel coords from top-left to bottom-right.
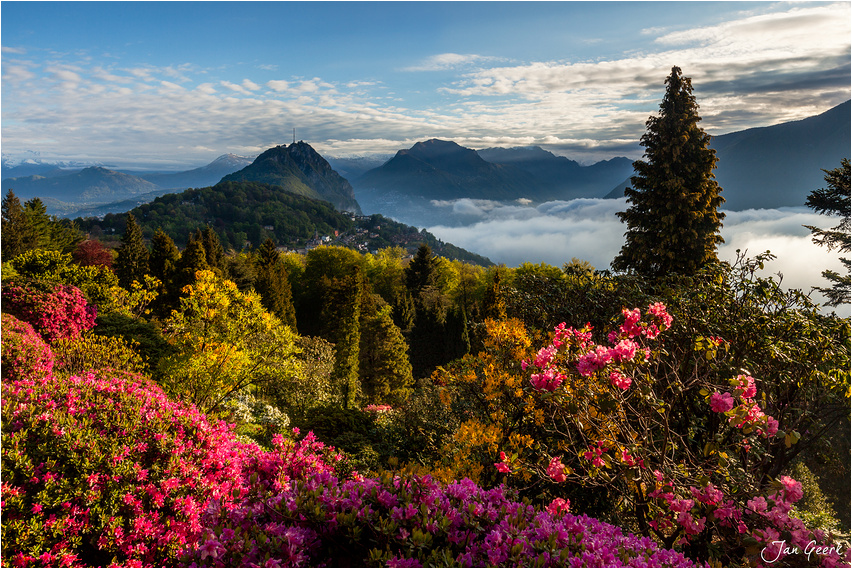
[[427, 198, 849, 316]]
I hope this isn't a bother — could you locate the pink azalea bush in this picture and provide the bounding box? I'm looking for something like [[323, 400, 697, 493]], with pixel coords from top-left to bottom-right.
[[508, 305, 849, 567], [1, 314, 54, 382], [0, 370, 340, 567], [2, 282, 96, 343], [189, 473, 697, 568]]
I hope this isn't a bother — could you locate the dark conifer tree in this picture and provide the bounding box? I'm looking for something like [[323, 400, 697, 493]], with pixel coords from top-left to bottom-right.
[[613, 66, 724, 276], [148, 229, 181, 315], [320, 268, 364, 409], [114, 213, 150, 289], [405, 244, 438, 295], [175, 232, 210, 292], [359, 307, 414, 405], [254, 238, 297, 329], [2, 190, 35, 259], [482, 267, 507, 321], [200, 225, 226, 273], [805, 158, 850, 306]]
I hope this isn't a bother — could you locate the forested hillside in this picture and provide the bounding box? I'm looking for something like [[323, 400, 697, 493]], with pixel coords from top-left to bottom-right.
[[73, 180, 492, 266]]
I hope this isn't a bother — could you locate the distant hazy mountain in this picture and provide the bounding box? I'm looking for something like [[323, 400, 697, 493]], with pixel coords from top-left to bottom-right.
[[326, 154, 394, 181], [477, 146, 633, 201], [605, 100, 851, 210], [352, 139, 634, 226], [138, 153, 252, 190], [221, 141, 362, 214], [2, 154, 252, 214], [3, 167, 161, 203]]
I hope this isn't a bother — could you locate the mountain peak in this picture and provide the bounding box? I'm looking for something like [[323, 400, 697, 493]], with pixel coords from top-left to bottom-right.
[[220, 141, 362, 213]]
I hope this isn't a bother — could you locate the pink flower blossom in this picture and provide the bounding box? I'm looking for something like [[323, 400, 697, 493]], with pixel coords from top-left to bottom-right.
[[547, 456, 567, 483], [709, 391, 734, 413]]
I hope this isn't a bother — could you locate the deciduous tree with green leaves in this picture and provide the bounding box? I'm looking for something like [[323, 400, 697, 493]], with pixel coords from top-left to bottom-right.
[[613, 66, 724, 276], [157, 270, 301, 415]]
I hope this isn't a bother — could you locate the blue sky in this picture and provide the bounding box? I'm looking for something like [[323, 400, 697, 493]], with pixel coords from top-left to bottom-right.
[[2, 1, 850, 169]]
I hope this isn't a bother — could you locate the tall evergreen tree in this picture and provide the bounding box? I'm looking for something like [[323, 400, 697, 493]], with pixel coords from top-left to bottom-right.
[[805, 158, 850, 306], [405, 244, 438, 295], [254, 238, 297, 329], [482, 267, 507, 321], [175, 232, 210, 292], [359, 307, 414, 405], [114, 213, 150, 289], [612, 66, 724, 276], [320, 268, 364, 409], [1, 190, 35, 259], [200, 225, 226, 273], [149, 229, 182, 315]]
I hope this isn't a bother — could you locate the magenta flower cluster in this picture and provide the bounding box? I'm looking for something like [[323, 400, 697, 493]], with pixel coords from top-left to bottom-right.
[[523, 303, 671, 392], [2, 282, 96, 343], [1, 314, 55, 382], [1, 370, 340, 567], [191, 472, 697, 568]]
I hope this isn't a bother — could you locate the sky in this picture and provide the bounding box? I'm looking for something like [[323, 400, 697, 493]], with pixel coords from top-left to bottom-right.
[[2, 1, 850, 169]]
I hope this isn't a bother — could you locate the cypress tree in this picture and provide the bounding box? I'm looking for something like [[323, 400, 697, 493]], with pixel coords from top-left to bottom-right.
[[612, 66, 724, 276], [149, 229, 181, 315], [320, 268, 364, 409], [359, 307, 414, 405], [254, 238, 297, 329], [114, 213, 150, 289], [482, 267, 507, 321], [200, 225, 226, 273], [405, 244, 438, 295]]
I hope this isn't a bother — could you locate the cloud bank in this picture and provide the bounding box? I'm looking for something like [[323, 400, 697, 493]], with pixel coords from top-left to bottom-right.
[[427, 198, 849, 315], [1, 3, 848, 168]]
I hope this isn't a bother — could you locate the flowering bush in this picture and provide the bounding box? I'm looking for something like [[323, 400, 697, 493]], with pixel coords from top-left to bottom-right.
[[1, 314, 54, 382], [190, 472, 696, 567], [2, 281, 96, 342], [492, 304, 849, 567], [0, 370, 339, 567]]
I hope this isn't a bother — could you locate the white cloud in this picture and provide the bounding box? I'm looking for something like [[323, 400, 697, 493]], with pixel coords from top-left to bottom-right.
[[403, 53, 505, 72], [428, 199, 849, 314], [2, 46, 27, 54], [267, 79, 290, 92], [241, 79, 261, 91]]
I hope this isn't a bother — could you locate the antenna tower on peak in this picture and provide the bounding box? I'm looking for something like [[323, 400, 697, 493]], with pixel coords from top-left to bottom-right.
[[293, 128, 296, 144]]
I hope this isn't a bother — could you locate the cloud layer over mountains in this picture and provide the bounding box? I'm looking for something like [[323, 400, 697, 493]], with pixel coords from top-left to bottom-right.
[[427, 198, 849, 314], [2, 2, 849, 168]]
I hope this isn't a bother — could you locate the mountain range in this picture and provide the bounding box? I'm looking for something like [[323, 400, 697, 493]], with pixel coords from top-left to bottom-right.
[[350, 139, 634, 226], [4, 100, 848, 228], [2, 154, 253, 216]]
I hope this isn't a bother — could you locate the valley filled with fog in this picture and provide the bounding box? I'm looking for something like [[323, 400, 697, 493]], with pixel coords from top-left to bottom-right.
[[427, 198, 849, 315]]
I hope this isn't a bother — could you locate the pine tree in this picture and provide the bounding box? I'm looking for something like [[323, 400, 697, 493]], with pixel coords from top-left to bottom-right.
[[804, 158, 850, 306], [613, 66, 725, 276], [254, 238, 297, 329], [114, 213, 150, 289], [405, 244, 438, 295]]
